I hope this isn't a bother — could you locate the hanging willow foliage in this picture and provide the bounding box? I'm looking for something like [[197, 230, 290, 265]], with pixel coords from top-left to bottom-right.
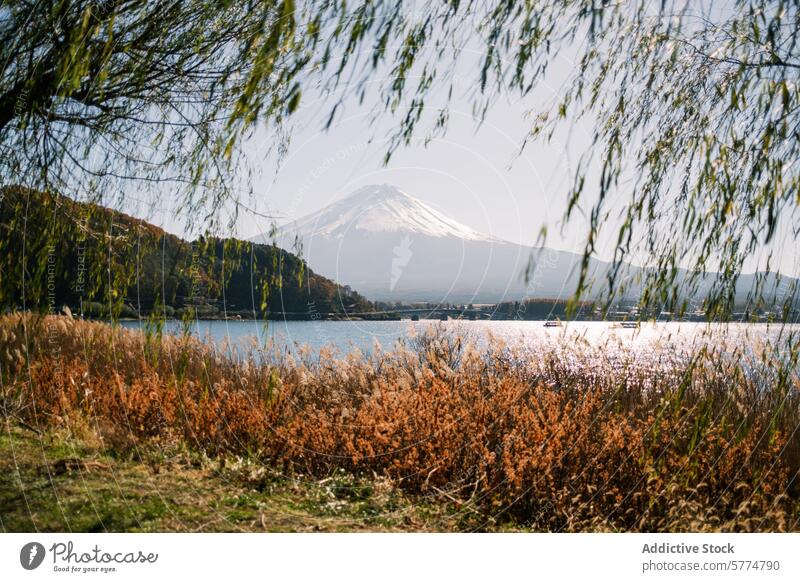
[[1, 1, 799, 319]]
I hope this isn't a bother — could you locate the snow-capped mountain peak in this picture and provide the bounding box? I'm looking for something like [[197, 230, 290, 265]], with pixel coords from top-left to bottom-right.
[[250, 183, 602, 303], [281, 184, 498, 242]]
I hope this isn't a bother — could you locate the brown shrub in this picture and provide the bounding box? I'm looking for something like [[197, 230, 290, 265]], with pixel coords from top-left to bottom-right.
[[2, 313, 798, 531]]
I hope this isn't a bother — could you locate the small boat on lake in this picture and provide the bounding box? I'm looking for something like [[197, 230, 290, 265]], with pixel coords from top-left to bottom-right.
[[611, 321, 640, 329], [543, 319, 562, 328]]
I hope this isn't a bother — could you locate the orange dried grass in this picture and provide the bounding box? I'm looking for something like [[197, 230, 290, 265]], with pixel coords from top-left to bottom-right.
[[2, 313, 798, 531]]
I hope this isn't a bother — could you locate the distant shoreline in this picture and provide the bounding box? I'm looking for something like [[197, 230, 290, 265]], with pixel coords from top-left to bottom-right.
[[111, 316, 791, 325], [11, 307, 796, 325]]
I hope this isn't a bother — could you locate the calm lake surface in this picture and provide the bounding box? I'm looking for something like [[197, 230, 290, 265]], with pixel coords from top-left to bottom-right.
[[117, 319, 798, 356]]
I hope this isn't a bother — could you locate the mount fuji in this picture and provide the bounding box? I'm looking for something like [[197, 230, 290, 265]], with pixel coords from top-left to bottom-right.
[[254, 184, 609, 303]]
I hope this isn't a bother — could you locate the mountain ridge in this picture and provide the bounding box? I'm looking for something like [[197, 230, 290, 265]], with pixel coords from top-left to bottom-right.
[[257, 184, 607, 302], [257, 184, 799, 307]]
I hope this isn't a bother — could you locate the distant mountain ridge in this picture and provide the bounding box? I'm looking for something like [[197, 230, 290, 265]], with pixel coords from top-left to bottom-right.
[[256, 184, 611, 303], [256, 184, 798, 307]]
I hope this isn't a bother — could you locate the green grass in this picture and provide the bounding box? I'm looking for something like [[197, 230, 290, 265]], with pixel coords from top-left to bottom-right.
[[0, 424, 477, 532]]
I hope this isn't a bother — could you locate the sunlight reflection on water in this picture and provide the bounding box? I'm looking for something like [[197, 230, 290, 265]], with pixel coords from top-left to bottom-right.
[[118, 319, 798, 358]]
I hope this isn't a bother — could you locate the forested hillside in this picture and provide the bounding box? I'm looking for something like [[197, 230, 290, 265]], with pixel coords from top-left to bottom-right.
[[0, 186, 374, 319]]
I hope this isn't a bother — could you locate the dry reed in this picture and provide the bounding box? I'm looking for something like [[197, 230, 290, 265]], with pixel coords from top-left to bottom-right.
[[1, 313, 798, 531]]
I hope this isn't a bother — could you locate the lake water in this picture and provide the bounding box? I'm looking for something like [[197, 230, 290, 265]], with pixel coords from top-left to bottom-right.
[[117, 319, 798, 357]]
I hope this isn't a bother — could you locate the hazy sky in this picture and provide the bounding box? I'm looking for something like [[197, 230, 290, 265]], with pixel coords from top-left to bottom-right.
[[133, 39, 798, 277], [236, 46, 605, 257]]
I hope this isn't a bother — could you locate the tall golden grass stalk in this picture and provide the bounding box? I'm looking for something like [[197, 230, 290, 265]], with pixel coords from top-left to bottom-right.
[[1, 313, 798, 531]]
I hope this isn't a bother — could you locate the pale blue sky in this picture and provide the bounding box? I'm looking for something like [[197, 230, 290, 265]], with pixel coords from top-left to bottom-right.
[[237, 45, 604, 257], [127, 39, 798, 277]]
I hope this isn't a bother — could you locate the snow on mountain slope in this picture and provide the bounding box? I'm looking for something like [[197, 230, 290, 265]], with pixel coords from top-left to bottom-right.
[[250, 184, 600, 302], [281, 184, 499, 242], [252, 184, 792, 304]]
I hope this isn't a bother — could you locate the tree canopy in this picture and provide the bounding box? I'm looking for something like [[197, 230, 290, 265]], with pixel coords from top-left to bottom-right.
[[2, 0, 799, 317]]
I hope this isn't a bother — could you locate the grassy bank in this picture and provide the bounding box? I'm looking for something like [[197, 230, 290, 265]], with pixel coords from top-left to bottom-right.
[[0, 426, 466, 532], [1, 313, 799, 531]]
